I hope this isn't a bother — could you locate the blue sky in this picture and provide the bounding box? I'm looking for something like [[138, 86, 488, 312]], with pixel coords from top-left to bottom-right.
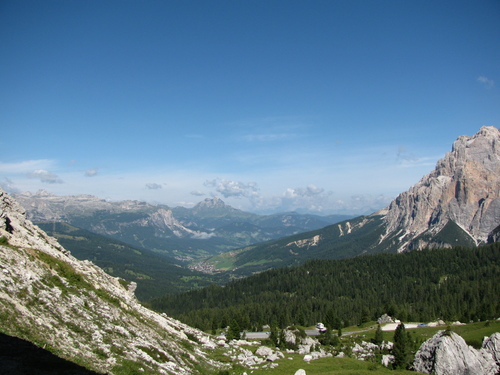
[[1, 1, 499, 215]]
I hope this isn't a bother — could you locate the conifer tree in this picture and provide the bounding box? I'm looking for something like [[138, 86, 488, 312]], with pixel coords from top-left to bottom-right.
[[393, 323, 410, 369], [227, 319, 241, 341], [269, 325, 279, 347], [373, 324, 384, 345]]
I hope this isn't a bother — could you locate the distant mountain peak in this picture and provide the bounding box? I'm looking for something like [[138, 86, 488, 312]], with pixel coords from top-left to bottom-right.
[[381, 126, 500, 251], [199, 196, 225, 206], [194, 197, 229, 210]]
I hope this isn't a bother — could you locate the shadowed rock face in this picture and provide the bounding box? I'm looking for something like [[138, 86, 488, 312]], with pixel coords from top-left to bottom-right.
[[380, 126, 500, 252], [413, 330, 499, 375], [0, 332, 100, 375]]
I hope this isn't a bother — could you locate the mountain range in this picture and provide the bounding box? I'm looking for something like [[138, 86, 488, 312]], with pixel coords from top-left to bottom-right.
[[199, 126, 500, 275], [13, 191, 350, 263]]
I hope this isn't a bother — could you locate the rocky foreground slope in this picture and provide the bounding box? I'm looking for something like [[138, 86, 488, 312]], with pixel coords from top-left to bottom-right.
[[0, 187, 225, 374]]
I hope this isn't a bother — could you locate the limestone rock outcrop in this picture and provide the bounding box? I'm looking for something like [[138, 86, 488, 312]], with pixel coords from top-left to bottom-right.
[[380, 126, 500, 252], [413, 330, 499, 375], [483, 333, 500, 365]]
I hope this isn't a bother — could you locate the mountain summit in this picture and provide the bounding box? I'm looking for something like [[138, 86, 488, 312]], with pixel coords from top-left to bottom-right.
[[381, 126, 500, 251]]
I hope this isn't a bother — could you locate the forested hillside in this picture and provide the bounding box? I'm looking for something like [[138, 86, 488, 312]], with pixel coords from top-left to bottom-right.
[[151, 243, 500, 331], [37, 222, 221, 300]]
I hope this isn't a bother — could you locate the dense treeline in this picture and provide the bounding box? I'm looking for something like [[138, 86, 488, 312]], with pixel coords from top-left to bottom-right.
[[151, 243, 500, 331]]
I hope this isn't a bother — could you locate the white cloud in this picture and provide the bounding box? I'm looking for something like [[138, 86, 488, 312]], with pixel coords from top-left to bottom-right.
[[477, 75, 494, 89], [27, 169, 63, 184], [284, 184, 325, 198], [190, 190, 204, 196], [85, 168, 99, 177], [204, 178, 259, 198], [145, 183, 163, 190]]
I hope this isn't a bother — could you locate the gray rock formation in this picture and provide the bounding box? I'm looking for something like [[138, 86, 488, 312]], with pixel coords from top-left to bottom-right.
[[380, 126, 500, 252], [378, 314, 394, 324], [483, 333, 500, 365], [0, 188, 227, 374], [413, 330, 499, 375]]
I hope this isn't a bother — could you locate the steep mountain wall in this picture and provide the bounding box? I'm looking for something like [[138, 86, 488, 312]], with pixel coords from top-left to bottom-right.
[[381, 126, 500, 251]]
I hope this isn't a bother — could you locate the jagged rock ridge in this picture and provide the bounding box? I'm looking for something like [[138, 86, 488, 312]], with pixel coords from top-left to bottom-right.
[[380, 126, 500, 252], [0, 188, 225, 374]]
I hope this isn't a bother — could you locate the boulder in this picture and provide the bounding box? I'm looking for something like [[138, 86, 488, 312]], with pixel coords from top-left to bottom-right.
[[381, 354, 394, 367], [378, 314, 394, 324], [482, 333, 500, 365], [255, 346, 274, 357], [413, 330, 499, 375]]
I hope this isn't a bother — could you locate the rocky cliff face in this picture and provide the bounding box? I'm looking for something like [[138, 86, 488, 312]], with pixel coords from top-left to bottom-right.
[[0, 188, 225, 374], [413, 330, 499, 375], [381, 126, 500, 252]]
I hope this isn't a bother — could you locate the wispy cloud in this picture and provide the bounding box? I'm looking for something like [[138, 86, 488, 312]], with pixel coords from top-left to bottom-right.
[[27, 169, 63, 184], [0, 159, 56, 173], [190, 190, 204, 196], [242, 133, 298, 142], [233, 116, 310, 143], [396, 145, 418, 162], [0, 177, 18, 193], [145, 183, 162, 190], [477, 75, 494, 89], [85, 168, 99, 177]]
